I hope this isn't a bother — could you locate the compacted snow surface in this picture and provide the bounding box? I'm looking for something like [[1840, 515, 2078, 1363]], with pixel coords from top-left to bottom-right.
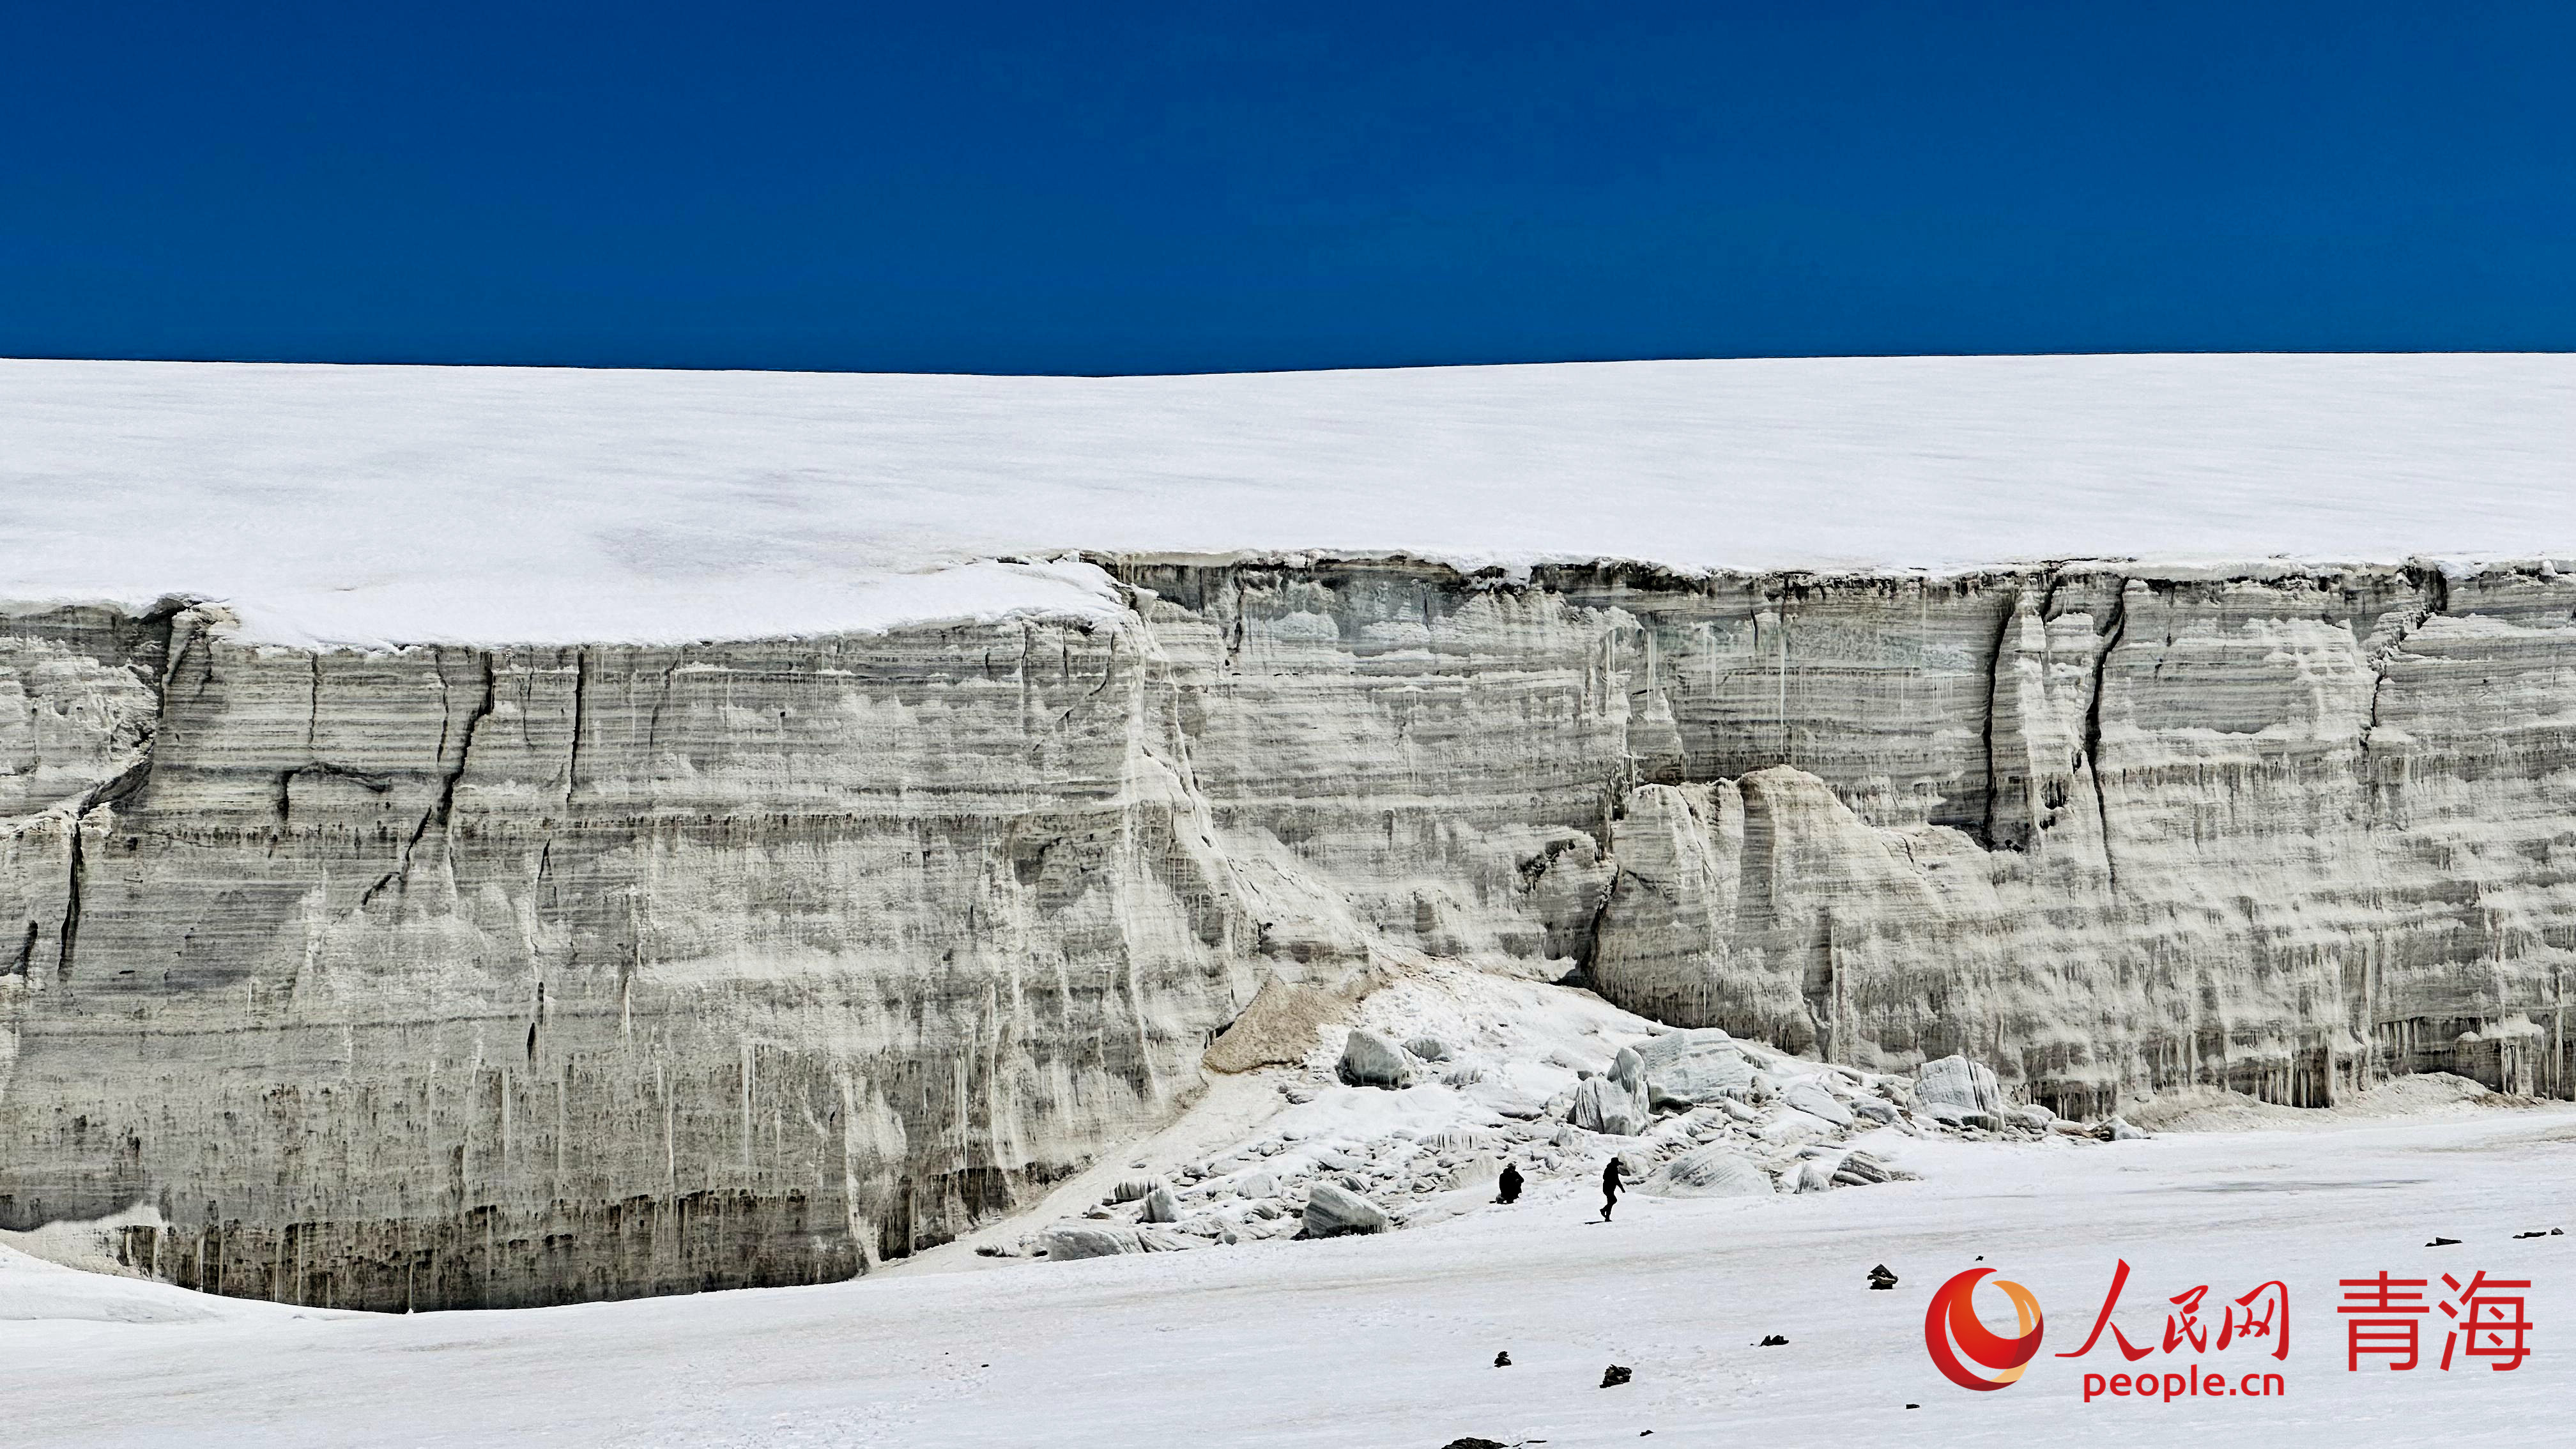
[[5, 353, 2574, 645], [6, 1109, 2570, 1448]]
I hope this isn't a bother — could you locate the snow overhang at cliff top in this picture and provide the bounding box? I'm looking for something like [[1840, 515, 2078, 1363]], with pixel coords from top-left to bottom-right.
[[5, 353, 2572, 647]]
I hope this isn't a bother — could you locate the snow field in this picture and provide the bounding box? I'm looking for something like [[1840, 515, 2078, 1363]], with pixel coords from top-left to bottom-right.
[[6, 353, 2573, 646], [7, 1108, 2571, 1447]]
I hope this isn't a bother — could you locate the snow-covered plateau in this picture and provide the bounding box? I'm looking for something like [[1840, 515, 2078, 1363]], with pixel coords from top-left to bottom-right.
[[5, 353, 2576, 1395]]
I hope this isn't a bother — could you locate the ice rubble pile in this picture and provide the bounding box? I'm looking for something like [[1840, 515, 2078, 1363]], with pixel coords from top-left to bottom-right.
[[1019, 967, 2135, 1261]]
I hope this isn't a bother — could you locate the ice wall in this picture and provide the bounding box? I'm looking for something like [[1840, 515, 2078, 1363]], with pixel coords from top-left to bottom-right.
[[0, 601, 1250, 1308], [5, 554, 2573, 1307]]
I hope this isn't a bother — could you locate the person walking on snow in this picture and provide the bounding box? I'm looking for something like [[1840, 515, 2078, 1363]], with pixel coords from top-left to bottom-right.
[[1600, 1156, 1625, 1221]]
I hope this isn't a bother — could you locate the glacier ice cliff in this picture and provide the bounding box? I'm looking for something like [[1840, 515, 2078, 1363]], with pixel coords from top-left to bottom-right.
[[4, 554, 2574, 1308]]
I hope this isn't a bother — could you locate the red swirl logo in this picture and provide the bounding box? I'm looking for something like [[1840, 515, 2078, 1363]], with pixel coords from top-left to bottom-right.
[[1924, 1268, 2046, 1390]]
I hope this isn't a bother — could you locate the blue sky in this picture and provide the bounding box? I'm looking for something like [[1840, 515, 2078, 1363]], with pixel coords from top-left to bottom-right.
[[3, 2, 2570, 373]]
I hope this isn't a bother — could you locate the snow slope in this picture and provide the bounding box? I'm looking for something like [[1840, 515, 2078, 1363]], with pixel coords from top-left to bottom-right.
[[4, 354, 2572, 646], [6, 1109, 2570, 1448]]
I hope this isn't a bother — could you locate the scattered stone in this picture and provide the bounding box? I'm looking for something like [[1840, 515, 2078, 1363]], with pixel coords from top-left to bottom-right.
[[1338, 1029, 1414, 1089], [1441, 1439, 1507, 1449], [1303, 1181, 1392, 1238], [1868, 1264, 1899, 1290], [1634, 1025, 1733, 1066], [1600, 1364, 1632, 1388], [1832, 1151, 1908, 1188], [1493, 1351, 1511, 1367], [1758, 1335, 1788, 1347], [1140, 1185, 1181, 1223], [1782, 1080, 1855, 1128], [1110, 1176, 1164, 1204], [1609, 1045, 1647, 1094], [1571, 1076, 1648, 1136], [1851, 1098, 1899, 1124], [1448, 1154, 1504, 1195], [1639, 1031, 1756, 1108], [1757, 1110, 1827, 1147], [1639, 1143, 1774, 1198], [1404, 1035, 1452, 1061], [2514, 1229, 2561, 1239], [1040, 1222, 1144, 1261], [2428, 1236, 2462, 1246], [1914, 1056, 2005, 1125], [1471, 1077, 1549, 1118], [2101, 1116, 2149, 1142], [1233, 1171, 1280, 1199]]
